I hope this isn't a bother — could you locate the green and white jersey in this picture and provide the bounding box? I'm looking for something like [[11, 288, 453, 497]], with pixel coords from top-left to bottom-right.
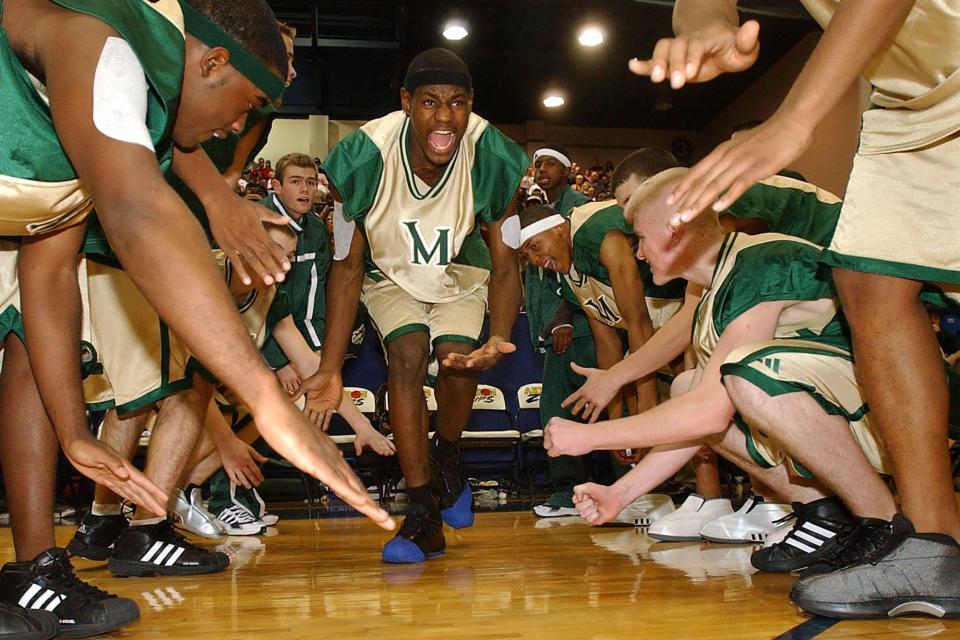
[[562, 201, 686, 329], [324, 110, 528, 303], [0, 0, 184, 236], [723, 175, 842, 246], [692, 232, 848, 368], [525, 185, 592, 347], [258, 194, 330, 368]]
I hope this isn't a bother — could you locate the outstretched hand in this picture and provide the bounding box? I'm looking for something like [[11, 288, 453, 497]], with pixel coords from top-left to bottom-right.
[[442, 338, 516, 371], [665, 113, 814, 229], [254, 397, 395, 531], [63, 436, 168, 517], [562, 362, 620, 424], [208, 193, 291, 287], [294, 370, 343, 432], [628, 20, 760, 89]]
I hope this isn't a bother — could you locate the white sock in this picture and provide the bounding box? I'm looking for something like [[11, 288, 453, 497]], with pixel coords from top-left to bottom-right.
[[91, 502, 122, 517]]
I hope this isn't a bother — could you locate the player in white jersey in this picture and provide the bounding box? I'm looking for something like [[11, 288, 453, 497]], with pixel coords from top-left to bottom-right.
[[298, 49, 527, 563]]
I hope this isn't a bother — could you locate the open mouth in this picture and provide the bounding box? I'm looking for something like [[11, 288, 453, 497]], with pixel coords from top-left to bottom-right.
[[536, 176, 551, 185], [427, 131, 457, 155]]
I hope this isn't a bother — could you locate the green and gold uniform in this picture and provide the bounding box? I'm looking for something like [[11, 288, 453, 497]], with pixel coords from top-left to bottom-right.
[[800, 1, 960, 291], [562, 201, 687, 331], [0, 0, 185, 343], [324, 110, 528, 346], [695, 232, 890, 478], [722, 174, 842, 247]]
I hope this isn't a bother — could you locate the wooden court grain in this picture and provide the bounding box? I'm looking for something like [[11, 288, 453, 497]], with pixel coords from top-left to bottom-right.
[[32, 512, 960, 639]]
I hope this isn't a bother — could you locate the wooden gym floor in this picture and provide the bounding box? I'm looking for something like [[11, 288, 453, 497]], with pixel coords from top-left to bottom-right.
[[29, 510, 960, 639]]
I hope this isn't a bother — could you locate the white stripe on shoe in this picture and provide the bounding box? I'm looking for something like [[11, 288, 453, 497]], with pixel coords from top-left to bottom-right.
[[165, 547, 186, 566], [141, 541, 165, 563], [17, 583, 43, 608]]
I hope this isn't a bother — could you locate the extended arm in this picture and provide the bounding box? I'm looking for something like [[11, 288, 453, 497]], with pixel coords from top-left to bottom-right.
[[42, 20, 389, 528], [663, 0, 917, 220], [564, 284, 702, 422], [443, 200, 522, 370], [602, 231, 658, 413], [545, 300, 784, 455]]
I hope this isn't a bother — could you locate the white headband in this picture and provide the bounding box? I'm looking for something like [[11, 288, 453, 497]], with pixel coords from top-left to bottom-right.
[[501, 213, 566, 249], [533, 148, 571, 168]]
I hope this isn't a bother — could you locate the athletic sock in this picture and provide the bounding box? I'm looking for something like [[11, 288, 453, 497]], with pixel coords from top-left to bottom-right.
[[407, 483, 437, 512], [91, 502, 122, 517], [431, 433, 460, 462]]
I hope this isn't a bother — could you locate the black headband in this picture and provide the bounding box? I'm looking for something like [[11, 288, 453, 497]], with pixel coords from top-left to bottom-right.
[[404, 69, 472, 93]]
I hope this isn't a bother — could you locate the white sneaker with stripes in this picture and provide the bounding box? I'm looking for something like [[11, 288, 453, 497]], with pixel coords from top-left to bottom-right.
[[216, 503, 266, 536], [699, 496, 793, 544]]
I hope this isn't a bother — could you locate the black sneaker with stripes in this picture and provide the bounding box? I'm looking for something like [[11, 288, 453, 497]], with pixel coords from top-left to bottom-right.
[[107, 518, 229, 578], [0, 548, 139, 638], [66, 514, 129, 561], [751, 496, 856, 573]]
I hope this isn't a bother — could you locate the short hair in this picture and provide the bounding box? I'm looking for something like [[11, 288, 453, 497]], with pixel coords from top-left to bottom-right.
[[277, 21, 296, 40], [404, 48, 472, 92], [518, 204, 557, 230], [611, 148, 680, 192], [274, 153, 316, 182], [184, 0, 287, 79]]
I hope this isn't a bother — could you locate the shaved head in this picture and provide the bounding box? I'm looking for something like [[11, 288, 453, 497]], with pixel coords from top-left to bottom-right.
[[627, 168, 723, 286]]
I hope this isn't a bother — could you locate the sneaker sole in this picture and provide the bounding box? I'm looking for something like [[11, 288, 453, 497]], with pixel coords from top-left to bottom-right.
[[533, 507, 579, 518], [792, 595, 960, 619], [648, 532, 702, 542], [701, 533, 765, 545], [107, 556, 228, 578], [57, 608, 141, 638], [65, 539, 114, 562]]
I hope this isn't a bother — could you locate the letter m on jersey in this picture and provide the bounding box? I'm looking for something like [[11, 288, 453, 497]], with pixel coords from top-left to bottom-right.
[[401, 220, 452, 266], [583, 296, 621, 326]]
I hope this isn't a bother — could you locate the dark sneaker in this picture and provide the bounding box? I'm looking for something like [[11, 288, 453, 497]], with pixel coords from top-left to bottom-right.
[[0, 600, 57, 640], [751, 496, 855, 573], [791, 516, 960, 619], [0, 548, 139, 638], [108, 519, 229, 577], [66, 514, 128, 561], [800, 515, 903, 578], [430, 440, 474, 529], [381, 506, 446, 564]]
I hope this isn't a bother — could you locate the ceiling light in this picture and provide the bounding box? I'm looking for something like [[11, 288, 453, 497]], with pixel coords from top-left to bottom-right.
[[543, 94, 565, 108], [578, 26, 604, 47], [443, 21, 468, 41]]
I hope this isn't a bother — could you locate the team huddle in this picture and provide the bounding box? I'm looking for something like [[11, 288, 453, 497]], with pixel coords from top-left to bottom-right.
[[0, 0, 958, 638]]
